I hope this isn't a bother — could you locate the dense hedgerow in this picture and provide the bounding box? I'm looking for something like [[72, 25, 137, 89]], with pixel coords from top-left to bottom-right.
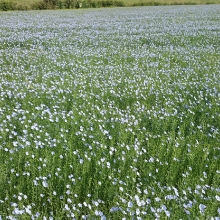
[[0, 5, 220, 219], [0, 0, 125, 10], [0, 0, 220, 11]]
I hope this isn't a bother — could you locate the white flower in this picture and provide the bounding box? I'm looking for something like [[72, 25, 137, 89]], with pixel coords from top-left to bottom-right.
[[161, 205, 167, 211], [155, 197, 161, 202], [64, 204, 69, 211], [95, 210, 99, 216], [42, 180, 48, 188], [13, 208, 25, 215], [110, 207, 120, 212], [199, 204, 206, 213], [101, 215, 107, 220], [165, 210, 170, 217], [128, 201, 133, 208], [215, 195, 220, 201], [25, 207, 32, 215], [94, 201, 99, 206], [136, 208, 140, 215], [67, 198, 72, 203]]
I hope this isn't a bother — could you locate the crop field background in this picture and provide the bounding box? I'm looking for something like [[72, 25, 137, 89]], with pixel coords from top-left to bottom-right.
[[0, 5, 220, 219]]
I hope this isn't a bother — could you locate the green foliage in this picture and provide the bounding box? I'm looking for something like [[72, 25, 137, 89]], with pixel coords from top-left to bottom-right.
[[86, 0, 125, 7], [62, 0, 125, 9], [31, 0, 49, 9], [0, 0, 16, 11], [31, 0, 61, 9], [131, 1, 156, 6], [1, 0, 219, 11]]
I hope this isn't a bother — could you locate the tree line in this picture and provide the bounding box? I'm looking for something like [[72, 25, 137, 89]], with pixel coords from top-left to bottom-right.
[[0, 0, 125, 11]]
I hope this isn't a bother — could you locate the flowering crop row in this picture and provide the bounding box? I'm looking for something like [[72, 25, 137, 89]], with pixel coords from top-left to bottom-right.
[[0, 5, 219, 219]]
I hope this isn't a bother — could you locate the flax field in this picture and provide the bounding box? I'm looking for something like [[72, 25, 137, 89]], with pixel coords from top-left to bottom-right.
[[0, 5, 220, 219]]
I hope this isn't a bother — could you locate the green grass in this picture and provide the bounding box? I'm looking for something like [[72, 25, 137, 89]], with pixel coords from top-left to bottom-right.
[[0, 5, 220, 219], [124, 0, 220, 5]]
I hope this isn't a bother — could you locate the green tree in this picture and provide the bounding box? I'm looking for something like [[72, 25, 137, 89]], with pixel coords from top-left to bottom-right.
[[43, 0, 58, 8], [0, 0, 16, 11], [64, 0, 78, 8]]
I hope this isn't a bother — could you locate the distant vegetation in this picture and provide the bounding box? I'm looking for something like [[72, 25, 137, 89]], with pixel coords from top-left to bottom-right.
[[0, 0, 219, 10]]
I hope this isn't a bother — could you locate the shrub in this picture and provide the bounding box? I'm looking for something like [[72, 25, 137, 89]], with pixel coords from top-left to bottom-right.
[[0, 0, 16, 11], [114, 1, 125, 6], [57, 0, 64, 8], [87, 0, 125, 8], [64, 0, 78, 8], [15, 4, 30, 10], [31, 1, 49, 10]]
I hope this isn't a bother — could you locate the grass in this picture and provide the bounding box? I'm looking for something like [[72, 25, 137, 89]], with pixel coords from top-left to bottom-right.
[[124, 0, 220, 5], [0, 4, 220, 219]]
